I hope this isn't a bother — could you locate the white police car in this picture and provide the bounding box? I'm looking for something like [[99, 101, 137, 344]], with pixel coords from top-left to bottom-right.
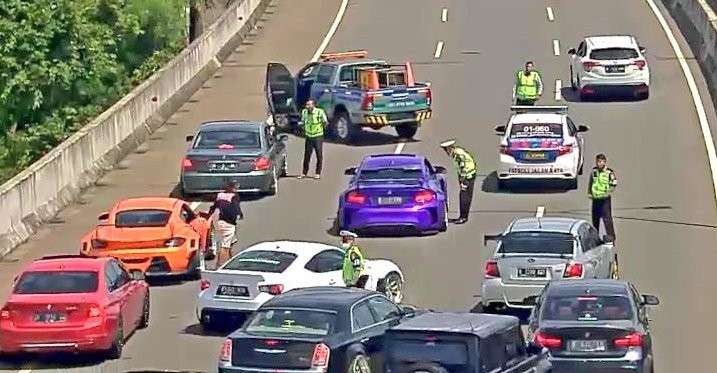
[[494, 106, 589, 189]]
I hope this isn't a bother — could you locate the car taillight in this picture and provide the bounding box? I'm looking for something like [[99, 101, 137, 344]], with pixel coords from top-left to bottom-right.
[[361, 94, 375, 110], [534, 331, 562, 349], [311, 343, 330, 368], [0, 307, 10, 320], [484, 261, 500, 278], [200, 279, 210, 291], [91, 239, 107, 250], [219, 338, 232, 362], [583, 61, 600, 72], [420, 88, 432, 105], [346, 190, 367, 204], [499, 145, 514, 156], [88, 304, 102, 318], [614, 332, 643, 348], [182, 157, 194, 171], [254, 156, 271, 171], [633, 59, 646, 70], [164, 237, 186, 247], [558, 144, 573, 155], [564, 262, 584, 278], [258, 284, 284, 295], [414, 189, 435, 204]]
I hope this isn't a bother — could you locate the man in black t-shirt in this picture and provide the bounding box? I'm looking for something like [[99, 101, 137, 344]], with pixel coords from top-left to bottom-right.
[[207, 182, 244, 266]]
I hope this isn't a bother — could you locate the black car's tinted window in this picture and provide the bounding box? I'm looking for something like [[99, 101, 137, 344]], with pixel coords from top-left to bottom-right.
[[194, 130, 261, 149], [15, 271, 99, 294], [245, 309, 335, 336], [542, 295, 634, 321], [305, 250, 344, 273], [590, 48, 639, 60], [498, 232, 575, 255], [316, 65, 336, 84], [223, 251, 297, 273], [359, 167, 423, 181], [367, 296, 401, 321], [389, 338, 469, 365], [115, 209, 171, 228], [352, 301, 377, 330]]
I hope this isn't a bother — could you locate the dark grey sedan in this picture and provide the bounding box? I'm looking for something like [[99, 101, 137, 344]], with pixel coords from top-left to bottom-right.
[[180, 120, 288, 196], [527, 279, 659, 373]]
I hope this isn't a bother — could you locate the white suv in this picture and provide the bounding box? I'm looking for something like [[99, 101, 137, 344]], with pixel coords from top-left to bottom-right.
[[568, 35, 649, 100]]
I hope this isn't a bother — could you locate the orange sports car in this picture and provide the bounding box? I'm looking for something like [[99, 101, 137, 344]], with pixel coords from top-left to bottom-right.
[[80, 197, 214, 279]]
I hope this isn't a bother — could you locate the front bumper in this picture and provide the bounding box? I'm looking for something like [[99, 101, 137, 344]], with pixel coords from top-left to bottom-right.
[[181, 170, 273, 194], [0, 319, 113, 353], [340, 204, 444, 234], [85, 247, 192, 276], [481, 278, 547, 309], [355, 110, 432, 128]]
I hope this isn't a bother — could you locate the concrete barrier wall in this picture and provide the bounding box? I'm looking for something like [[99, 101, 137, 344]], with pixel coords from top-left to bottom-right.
[[0, 0, 272, 257], [660, 0, 717, 108]]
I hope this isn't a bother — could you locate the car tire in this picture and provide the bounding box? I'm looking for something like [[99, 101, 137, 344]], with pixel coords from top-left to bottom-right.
[[568, 177, 578, 190], [377, 271, 403, 304], [106, 320, 124, 360], [346, 351, 371, 373], [439, 202, 448, 232], [267, 167, 278, 196], [498, 179, 509, 191], [332, 111, 358, 144], [186, 252, 201, 281], [406, 362, 449, 373], [179, 182, 197, 200], [570, 66, 577, 90], [204, 230, 216, 261], [138, 293, 150, 329], [395, 123, 418, 139], [610, 254, 620, 279], [578, 162, 584, 175], [280, 155, 288, 177]]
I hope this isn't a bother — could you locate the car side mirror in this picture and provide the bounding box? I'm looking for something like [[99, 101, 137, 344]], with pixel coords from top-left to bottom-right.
[[344, 167, 357, 176], [185, 135, 194, 142], [577, 124, 590, 132], [494, 125, 506, 135], [568, 48, 577, 55], [641, 294, 660, 306], [639, 46, 646, 54], [278, 134, 289, 143], [130, 270, 145, 281], [399, 305, 416, 318], [98, 212, 109, 221], [434, 166, 447, 174]]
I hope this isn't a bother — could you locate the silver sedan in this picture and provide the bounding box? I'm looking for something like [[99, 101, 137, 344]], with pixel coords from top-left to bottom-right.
[[479, 216, 618, 312]]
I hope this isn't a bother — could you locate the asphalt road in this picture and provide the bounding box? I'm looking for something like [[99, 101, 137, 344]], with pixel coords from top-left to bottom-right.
[[1, 0, 717, 372]]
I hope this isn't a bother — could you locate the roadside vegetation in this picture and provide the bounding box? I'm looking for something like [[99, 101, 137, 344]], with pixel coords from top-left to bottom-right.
[[0, 0, 188, 183]]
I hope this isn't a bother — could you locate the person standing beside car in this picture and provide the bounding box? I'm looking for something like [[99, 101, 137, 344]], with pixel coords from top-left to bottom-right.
[[298, 99, 328, 180], [440, 139, 478, 225], [207, 182, 244, 266]]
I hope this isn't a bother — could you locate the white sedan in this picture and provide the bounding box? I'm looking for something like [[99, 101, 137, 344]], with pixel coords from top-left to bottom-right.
[[494, 106, 589, 189], [195, 240, 404, 328]]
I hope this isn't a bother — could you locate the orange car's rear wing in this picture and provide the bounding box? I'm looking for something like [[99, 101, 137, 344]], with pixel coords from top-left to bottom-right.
[[320, 50, 368, 62]]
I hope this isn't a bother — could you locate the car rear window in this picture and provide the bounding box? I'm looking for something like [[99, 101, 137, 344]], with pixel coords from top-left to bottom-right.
[[14, 271, 99, 294], [498, 232, 575, 256], [194, 130, 261, 149], [359, 167, 423, 180], [590, 48, 639, 60], [222, 250, 297, 273], [388, 338, 469, 365], [115, 209, 171, 228], [510, 123, 562, 138], [245, 309, 335, 336], [542, 295, 634, 321]]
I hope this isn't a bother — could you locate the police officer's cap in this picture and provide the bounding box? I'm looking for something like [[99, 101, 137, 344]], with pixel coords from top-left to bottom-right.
[[339, 230, 358, 239], [440, 139, 457, 148]]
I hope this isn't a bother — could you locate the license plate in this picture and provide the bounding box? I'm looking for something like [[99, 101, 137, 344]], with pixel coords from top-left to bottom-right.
[[508, 167, 564, 174], [517, 267, 547, 278], [210, 162, 237, 171], [523, 152, 547, 160], [378, 196, 403, 205], [388, 101, 416, 108], [217, 285, 249, 297], [34, 312, 67, 323], [569, 339, 607, 352], [605, 65, 625, 73]]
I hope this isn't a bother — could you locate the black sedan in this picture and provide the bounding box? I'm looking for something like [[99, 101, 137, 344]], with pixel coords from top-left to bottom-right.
[[180, 120, 288, 196], [218, 287, 417, 373], [527, 279, 659, 373]]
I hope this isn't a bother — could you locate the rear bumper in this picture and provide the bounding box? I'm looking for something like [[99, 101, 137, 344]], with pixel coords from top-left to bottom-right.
[[550, 358, 646, 372], [0, 320, 113, 353], [340, 204, 444, 233], [219, 366, 324, 373], [181, 170, 273, 194], [481, 278, 547, 309], [196, 293, 272, 321], [498, 155, 577, 180], [356, 110, 432, 128], [85, 248, 193, 275]]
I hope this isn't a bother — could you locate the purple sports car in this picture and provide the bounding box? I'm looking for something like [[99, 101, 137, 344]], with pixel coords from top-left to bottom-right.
[[338, 154, 449, 236]]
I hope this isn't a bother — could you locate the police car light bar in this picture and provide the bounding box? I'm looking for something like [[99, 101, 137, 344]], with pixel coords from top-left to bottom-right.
[[510, 105, 568, 114], [319, 50, 368, 61]]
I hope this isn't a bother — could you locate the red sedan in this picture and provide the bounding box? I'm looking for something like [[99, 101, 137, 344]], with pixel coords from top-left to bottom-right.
[[0, 255, 149, 359]]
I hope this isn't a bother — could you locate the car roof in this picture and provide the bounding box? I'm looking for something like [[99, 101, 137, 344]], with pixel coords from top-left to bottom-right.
[[243, 240, 340, 257], [585, 35, 637, 49], [547, 279, 631, 297], [510, 113, 566, 125], [261, 287, 375, 311], [114, 197, 181, 211], [390, 312, 519, 338], [507, 216, 585, 234], [26, 255, 109, 272], [198, 120, 263, 132], [361, 154, 424, 170]]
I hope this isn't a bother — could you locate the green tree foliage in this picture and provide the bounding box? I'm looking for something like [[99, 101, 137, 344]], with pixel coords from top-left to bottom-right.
[[0, 0, 187, 182]]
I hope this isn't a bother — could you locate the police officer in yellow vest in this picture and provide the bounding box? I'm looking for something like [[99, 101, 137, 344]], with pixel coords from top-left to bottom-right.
[[340, 230, 367, 288], [298, 99, 328, 179], [441, 139, 478, 225], [588, 153, 618, 242], [513, 61, 544, 105]]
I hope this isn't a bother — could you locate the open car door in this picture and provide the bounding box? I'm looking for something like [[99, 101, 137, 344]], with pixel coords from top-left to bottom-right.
[[265, 62, 297, 129]]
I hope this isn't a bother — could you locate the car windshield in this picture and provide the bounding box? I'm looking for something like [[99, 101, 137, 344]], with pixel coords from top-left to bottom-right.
[[590, 48, 639, 60], [498, 232, 575, 256], [222, 250, 297, 273], [115, 209, 171, 228], [14, 271, 99, 294], [542, 295, 634, 321], [510, 123, 563, 138], [194, 130, 261, 149], [359, 167, 423, 180], [245, 309, 335, 336]]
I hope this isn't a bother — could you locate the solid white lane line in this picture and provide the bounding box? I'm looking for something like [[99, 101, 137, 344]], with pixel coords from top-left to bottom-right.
[[554, 79, 562, 101], [546, 7, 555, 22], [645, 0, 717, 204], [434, 41, 445, 59], [394, 142, 406, 154], [536, 206, 545, 218], [441, 8, 448, 22], [553, 39, 560, 56], [310, 0, 350, 62]]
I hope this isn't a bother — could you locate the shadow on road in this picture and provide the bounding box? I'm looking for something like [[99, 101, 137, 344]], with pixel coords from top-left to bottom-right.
[[560, 87, 647, 103], [481, 171, 573, 194], [181, 323, 235, 338]]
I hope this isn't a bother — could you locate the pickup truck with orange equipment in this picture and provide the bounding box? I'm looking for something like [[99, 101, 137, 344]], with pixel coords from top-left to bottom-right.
[[265, 50, 432, 143]]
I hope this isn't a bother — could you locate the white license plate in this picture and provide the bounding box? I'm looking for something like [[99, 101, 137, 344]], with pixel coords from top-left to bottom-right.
[[378, 196, 403, 205], [508, 167, 564, 174], [517, 267, 547, 278], [217, 285, 249, 297], [569, 339, 607, 352], [605, 65, 625, 73]]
